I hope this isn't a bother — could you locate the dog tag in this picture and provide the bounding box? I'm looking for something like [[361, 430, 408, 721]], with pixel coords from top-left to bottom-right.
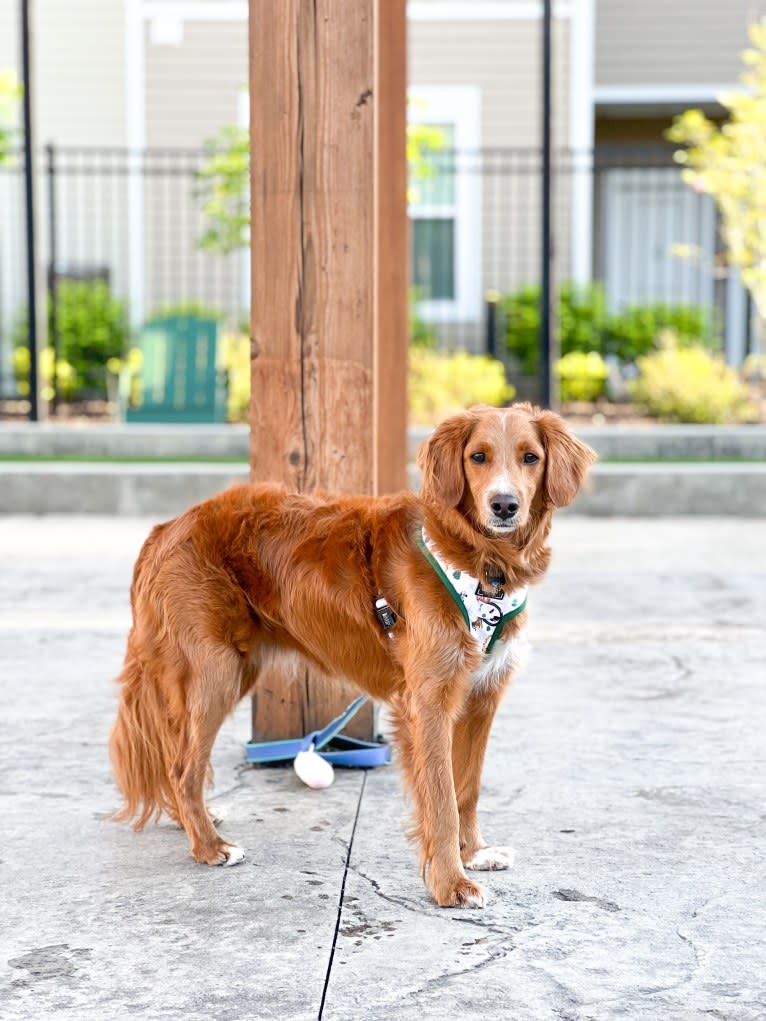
[[294, 745, 335, 789]]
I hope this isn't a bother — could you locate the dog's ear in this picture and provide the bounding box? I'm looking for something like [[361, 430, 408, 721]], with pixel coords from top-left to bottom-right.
[[417, 411, 476, 508], [536, 410, 597, 508]]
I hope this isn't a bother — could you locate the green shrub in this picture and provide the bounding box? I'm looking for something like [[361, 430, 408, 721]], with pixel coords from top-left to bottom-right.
[[555, 350, 609, 402], [501, 283, 546, 374], [148, 301, 224, 322], [629, 332, 755, 423], [608, 302, 712, 362], [409, 348, 515, 425], [503, 282, 610, 374], [13, 279, 128, 399], [502, 281, 715, 373]]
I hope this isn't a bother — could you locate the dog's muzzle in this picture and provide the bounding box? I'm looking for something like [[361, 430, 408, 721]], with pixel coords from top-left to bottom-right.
[[488, 492, 520, 530]]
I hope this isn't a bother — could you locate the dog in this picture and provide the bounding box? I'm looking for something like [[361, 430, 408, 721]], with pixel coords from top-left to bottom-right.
[[110, 403, 596, 908]]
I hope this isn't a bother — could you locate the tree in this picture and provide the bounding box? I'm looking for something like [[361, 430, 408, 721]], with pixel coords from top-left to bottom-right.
[[668, 19, 766, 328]]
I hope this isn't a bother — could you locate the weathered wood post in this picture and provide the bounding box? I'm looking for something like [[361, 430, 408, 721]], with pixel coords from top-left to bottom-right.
[[249, 0, 408, 741]]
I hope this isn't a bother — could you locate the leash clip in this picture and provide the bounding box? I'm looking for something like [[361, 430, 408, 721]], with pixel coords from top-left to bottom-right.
[[375, 596, 397, 639]]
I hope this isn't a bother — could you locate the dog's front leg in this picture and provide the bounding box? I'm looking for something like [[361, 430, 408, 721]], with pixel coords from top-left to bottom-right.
[[452, 688, 515, 872], [396, 681, 486, 909]]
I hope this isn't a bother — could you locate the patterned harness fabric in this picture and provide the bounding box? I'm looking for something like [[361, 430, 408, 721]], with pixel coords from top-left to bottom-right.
[[416, 527, 528, 654]]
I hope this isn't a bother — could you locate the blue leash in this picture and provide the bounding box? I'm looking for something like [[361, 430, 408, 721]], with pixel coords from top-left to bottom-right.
[[244, 695, 390, 768]]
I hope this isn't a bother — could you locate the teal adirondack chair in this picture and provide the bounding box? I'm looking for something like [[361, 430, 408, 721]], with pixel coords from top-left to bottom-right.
[[126, 315, 227, 423]]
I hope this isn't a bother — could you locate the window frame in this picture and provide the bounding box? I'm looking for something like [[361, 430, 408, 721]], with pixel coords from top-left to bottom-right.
[[408, 85, 482, 323]]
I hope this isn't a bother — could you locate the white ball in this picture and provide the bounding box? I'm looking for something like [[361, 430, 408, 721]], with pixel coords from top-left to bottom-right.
[[293, 749, 335, 789]]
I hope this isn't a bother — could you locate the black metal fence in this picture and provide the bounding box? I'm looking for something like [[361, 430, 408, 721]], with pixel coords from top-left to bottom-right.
[[0, 145, 246, 399], [0, 143, 746, 402], [411, 144, 738, 351]]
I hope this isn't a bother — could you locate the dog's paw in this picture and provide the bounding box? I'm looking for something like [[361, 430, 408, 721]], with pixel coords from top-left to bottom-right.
[[433, 876, 487, 909], [192, 841, 245, 867], [221, 843, 245, 867], [463, 845, 515, 871]]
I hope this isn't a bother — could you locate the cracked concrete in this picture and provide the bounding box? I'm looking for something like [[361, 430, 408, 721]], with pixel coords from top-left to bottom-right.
[[1, 515, 765, 1020]]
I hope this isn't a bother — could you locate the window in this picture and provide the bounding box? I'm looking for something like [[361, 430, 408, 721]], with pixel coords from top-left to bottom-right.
[[408, 86, 482, 322]]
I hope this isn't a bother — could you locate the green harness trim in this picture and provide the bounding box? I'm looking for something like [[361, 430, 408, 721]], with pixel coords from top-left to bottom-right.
[[416, 529, 528, 655]]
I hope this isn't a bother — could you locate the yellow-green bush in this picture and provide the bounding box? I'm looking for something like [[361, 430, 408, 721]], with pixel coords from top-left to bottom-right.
[[12, 346, 78, 402], [202, 338, 516, 426], [629, 333, 755, 424], [555, 350, 609, 402], [218, 331, 250, 422], [409, 348, 514, 425]]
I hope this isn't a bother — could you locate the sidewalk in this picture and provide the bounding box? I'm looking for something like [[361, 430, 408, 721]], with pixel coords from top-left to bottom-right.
[[1, 516, 764, 1021]]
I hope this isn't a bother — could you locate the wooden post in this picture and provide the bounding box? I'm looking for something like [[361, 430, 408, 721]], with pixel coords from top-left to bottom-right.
[[249, 0, 408, 742]]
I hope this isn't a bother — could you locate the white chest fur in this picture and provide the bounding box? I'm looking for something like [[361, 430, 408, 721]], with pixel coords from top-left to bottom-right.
[[470, 624, 530, 691]]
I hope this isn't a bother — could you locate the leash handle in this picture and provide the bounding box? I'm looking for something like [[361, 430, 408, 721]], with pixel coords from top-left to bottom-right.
[[244, 695, 390, 768]]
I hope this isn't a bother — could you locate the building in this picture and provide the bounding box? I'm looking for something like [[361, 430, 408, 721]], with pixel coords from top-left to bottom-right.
[[1, 0, 764, 394]]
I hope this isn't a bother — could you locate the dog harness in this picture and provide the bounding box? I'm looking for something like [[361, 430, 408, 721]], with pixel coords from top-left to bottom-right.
[[417, 527, 528, 654]]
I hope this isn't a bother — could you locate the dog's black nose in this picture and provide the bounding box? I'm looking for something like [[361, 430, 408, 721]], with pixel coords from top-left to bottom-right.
[[490, 493, 520, 520]]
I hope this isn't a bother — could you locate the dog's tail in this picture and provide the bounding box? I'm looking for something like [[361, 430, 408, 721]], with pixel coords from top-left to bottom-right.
[[109, 645, 181, 830]]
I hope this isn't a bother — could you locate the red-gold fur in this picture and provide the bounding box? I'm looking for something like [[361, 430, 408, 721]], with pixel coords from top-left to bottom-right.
[[110, 403, 596, 907]]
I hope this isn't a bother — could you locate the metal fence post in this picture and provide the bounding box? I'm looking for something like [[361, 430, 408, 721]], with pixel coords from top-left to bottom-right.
[[540, 0, 553, 408], [485, 289, 500, 359], [20, 0, 39, 420], [46, 141, 58, 411]]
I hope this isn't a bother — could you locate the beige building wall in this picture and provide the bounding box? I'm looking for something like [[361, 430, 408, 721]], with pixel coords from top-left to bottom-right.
[[409, 13, 571, 346], [596, 0, 766, 88], [409, 16, 569, 149], [144, 19, 247, 148], [141, 18, 248, 321], [0, 0, 127, 146]]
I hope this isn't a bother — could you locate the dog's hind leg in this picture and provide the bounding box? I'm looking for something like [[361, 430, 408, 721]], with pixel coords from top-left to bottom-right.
[[171, 646, 246, 866]]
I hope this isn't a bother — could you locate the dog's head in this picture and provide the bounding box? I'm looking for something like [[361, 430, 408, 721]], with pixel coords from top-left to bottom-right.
[[417, 403, 597, 535]]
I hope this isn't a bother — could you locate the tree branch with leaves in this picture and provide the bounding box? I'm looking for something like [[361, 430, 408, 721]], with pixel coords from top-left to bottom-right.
[[668, 19, 766, 328]]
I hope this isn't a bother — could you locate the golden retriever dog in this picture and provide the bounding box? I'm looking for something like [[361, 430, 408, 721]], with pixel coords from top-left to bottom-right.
[[110, 403, 595, 908]]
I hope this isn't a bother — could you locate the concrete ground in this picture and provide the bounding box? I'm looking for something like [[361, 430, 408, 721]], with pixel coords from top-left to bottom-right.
[[0, 515, 764, 1021]]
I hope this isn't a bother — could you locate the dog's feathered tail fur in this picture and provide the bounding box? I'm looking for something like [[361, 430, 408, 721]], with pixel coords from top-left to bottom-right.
[[109, 642, 183, 830]]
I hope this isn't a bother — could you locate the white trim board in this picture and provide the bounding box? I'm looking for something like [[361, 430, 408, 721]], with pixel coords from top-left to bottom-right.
[[408, 85, 482, 323], [594, 84, 738, 105], [409, 2, 571, 20]]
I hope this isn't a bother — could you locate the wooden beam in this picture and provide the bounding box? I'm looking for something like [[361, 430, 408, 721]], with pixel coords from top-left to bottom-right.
[[249, 0, 408, 742], [375, 0, 408, 495]]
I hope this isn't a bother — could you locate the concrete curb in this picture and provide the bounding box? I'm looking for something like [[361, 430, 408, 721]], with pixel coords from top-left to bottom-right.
[[2, 460, 765, 516], [0, 423, 251, 459], [2, 421, 766, 461], [0, 462, 250, 516]]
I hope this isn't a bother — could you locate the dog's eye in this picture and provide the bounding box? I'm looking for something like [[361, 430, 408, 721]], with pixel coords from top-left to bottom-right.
[[470, 451, 486, 464], [523, 452, 540, 465]]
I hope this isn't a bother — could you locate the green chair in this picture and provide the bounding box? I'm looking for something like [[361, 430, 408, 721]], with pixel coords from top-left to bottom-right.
[[126, 315, 227, 423]]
